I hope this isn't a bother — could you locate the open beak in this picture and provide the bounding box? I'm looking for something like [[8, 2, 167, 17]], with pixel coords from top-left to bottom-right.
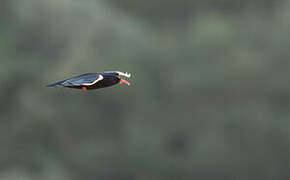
[[118, 72, 131, 86], [120, 79, 130, 86]]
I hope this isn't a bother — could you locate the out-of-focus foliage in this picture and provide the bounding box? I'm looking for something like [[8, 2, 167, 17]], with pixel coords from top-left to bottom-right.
[[1, 0, 290, 179]]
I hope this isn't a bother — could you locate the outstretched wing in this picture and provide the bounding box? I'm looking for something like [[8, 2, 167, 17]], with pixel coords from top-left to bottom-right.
[[46, 73, 103, 87]]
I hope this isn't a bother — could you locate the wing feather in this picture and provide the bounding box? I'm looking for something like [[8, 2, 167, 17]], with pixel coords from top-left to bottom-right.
[[62, 73, 103, 86]]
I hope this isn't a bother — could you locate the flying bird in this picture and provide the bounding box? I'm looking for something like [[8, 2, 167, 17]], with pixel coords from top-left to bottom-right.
[[46, 71, 131, 90]]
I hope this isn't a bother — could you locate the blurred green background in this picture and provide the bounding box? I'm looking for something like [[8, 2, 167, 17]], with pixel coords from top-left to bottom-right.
[[1, 0, 290, 179]]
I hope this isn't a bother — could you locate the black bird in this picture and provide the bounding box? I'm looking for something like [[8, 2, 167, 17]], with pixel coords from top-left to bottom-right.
[[46, 71, 131, 90]]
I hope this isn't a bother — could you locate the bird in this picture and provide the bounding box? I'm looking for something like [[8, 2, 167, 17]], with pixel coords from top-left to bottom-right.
[[46, 71, 131, 90]]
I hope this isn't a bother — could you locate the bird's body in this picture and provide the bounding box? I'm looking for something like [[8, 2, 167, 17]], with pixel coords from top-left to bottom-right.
[[46, 71, 131, 90]]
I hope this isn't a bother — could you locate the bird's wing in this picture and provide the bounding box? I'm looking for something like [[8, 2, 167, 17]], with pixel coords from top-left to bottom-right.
[[63, 73, 104, 86]]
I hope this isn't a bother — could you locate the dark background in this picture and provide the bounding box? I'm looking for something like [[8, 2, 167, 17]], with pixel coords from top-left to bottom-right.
[[1, 0, 290, 179]]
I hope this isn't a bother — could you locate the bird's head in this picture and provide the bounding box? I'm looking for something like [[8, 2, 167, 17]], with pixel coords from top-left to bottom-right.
[[102, 71, 131, 86]]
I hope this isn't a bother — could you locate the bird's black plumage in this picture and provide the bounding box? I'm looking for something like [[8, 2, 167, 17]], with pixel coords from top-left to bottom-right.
[[46, 71, 131, 90]]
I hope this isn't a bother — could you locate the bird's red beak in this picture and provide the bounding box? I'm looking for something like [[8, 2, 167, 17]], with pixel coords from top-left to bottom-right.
[[120, 79, 130, 86]]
